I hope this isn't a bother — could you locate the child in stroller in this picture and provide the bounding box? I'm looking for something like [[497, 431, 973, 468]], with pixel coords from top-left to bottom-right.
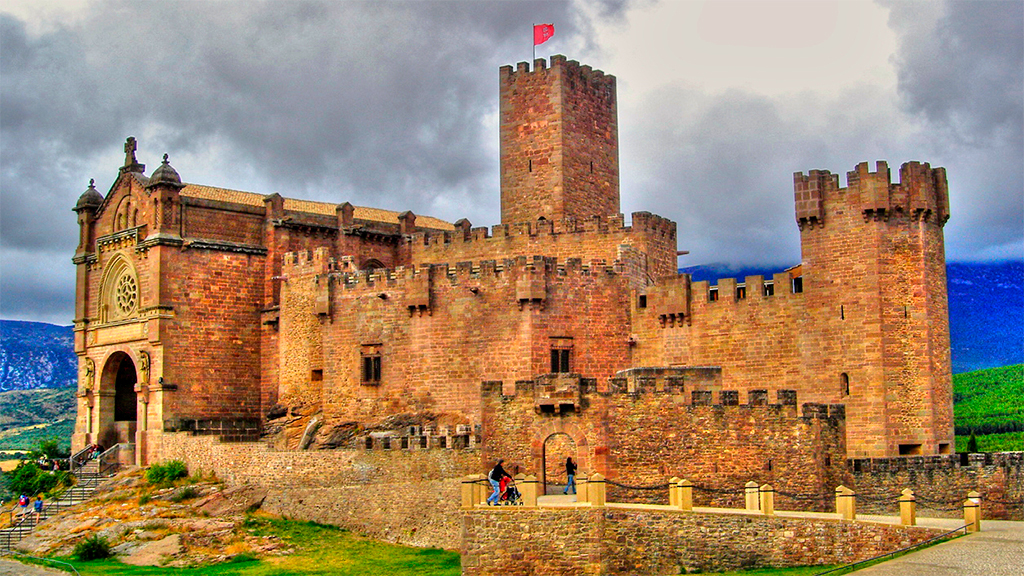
[[499, 475, 522, 505]]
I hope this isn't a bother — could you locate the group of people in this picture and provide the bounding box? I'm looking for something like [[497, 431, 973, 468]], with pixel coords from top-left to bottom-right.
[[485, 456, 577, 505], [15, 493, 45, 523]]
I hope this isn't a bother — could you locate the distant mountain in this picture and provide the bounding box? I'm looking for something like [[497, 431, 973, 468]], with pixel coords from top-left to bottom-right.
[[947, 261, 1024, 373], [680, 260, 1024, 374], [0, 320, 76, 390]]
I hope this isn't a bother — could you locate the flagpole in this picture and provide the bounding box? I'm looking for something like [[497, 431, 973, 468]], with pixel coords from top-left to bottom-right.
[[532, 23, 536, 65]]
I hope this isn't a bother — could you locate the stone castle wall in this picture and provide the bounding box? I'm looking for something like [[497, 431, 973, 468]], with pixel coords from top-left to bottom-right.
[[481, 372, 847, 511], [848, 452, 1024, 520], [276, 252, 634, 431], [461, 507, 948, 576], [159, 432, 481, 549]]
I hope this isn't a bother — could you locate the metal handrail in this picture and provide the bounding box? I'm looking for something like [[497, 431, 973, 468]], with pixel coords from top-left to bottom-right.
[[97, 444, 121, 477], [812, 524, 972, 575]]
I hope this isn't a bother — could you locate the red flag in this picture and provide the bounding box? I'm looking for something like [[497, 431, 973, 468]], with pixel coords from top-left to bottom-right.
[[534, 24, 554, 46]]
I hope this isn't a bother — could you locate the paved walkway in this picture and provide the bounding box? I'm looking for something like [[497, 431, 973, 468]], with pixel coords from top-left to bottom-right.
[[849, 519, 1024, 576], [0, 558, 65, 575]]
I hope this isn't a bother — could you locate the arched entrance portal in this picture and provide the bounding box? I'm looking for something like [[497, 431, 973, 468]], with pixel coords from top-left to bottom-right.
[[100, 352, 137, 447], [542, 433, 578, 495]]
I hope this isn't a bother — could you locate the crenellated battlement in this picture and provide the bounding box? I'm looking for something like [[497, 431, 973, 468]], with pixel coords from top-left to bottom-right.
[[794, 160, 949, 229], [282, 251, 628, 290], [407, 211, 673, 248], [481, 370, 845, 421], [500, 54, 616, 88]]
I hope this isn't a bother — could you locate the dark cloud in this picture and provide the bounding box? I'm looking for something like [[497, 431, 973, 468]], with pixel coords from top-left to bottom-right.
[[884, 0, 1023, 261], [0, 0, 1020, 324]]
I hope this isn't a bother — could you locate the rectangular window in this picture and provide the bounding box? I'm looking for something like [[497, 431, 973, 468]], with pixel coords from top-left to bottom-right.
[[550, 349, 570, 373], [764, 281, 775, 296], [550, 337, 573, 373], [708, 287, 719, 302], [638, 294, 647, 309], [792, 276, 803, 293], [361, 344, 382, 385], [736, 285, 746, 300]]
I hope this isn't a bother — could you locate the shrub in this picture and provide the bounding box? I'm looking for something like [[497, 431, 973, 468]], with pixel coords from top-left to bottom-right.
[[170, 486, 200, 502], [146, 460, 188, 486], [4, 463, 71, 497], [138, 493, 152, 505], [74, 534, 112, 561], [228, 552, 258, 564], [967, 432, 979, 453]]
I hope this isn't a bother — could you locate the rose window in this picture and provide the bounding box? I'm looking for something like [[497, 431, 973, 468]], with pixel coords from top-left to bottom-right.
[[114, 272, 138, 316]]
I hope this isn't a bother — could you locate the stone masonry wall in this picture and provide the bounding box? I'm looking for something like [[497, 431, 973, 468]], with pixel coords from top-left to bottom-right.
[[481, 373, 847, 511], [276, 253, 632, 435], [159, 433, 480, 548], [462, 507, 948, 576], [848, 452, 1024, 520]]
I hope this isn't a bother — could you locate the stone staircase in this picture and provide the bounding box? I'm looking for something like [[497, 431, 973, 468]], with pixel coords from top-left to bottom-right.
[[0, 449, 120, 554]]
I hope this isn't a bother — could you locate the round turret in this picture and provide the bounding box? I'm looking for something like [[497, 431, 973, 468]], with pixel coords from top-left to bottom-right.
[[146, 154, 185, 189], [74, 179, 104, 212]]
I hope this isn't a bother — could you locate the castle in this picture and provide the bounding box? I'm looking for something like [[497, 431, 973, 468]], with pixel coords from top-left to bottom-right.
[[72, 55, 954, 490]]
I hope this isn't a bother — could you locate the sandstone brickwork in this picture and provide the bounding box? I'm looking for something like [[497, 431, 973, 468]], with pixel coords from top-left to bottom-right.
[[462, 506, 948, 575]]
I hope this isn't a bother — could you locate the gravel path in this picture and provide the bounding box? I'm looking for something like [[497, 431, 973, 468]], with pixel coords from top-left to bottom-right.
[[0, 558, 66, 575], [848, 520, 1024, 576]]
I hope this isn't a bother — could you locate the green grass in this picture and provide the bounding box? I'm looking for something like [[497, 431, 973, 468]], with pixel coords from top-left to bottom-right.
[[953, 364, 1023, 435], [41, 515, 461, 576]]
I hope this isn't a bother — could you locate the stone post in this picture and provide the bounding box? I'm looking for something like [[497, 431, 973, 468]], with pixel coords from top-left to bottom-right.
[[462, 475, 477, 509], [577, 473, 589, 504], [759, 484, 775, 516], [590, 473, 606, 507], [474, 473, 488, 506], [679, 479, 694, 511], [745, 481, 760, 512], [964, 491, 981, 533], [521, 474, 539, 507], [835, 485, 856, 520], [899, 488, 916, 526], [669, 476, 680, 507]]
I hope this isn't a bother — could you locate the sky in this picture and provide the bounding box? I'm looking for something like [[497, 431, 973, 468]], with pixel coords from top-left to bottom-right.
[[1, 0, 1021, 325]]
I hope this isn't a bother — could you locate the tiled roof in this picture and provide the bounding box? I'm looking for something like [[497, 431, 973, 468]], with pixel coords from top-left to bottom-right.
[[180, 184, 454, 230]]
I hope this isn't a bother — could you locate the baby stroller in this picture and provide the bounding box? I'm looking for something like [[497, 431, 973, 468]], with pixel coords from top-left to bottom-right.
[[499, 476, 523, 506]]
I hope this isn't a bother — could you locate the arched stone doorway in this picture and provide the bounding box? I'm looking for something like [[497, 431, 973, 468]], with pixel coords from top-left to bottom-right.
[[542, 432, 578, 495], [100, 352, 137, 447]]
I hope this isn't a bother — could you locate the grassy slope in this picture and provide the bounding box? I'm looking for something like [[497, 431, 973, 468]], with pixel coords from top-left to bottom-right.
[[952, 364, 1023, 435], [49, 516, 461, 576]]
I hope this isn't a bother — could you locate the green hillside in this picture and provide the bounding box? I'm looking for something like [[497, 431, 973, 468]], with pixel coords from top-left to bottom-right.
[[0, 387, 76, 432], [953, 364, 1023, 434]]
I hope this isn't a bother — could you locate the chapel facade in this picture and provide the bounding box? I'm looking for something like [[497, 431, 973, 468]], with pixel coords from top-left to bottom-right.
[[72, 55, 953, 470]]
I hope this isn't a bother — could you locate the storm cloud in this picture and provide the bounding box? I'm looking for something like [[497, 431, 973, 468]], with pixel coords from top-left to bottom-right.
[[1, 0, 1020, 324]]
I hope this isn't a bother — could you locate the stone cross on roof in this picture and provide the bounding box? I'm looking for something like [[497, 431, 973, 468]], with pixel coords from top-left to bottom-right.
[[120, 136, 146, 174]]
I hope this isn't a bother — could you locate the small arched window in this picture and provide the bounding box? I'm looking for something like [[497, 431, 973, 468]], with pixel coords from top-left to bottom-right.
[[362, 259, 386, 272], [840, 373, 850, 397]]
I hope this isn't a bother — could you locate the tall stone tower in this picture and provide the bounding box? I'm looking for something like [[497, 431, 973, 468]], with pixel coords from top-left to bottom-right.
[[499, 55, 619, 224], [795, 161, 953, 458]]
